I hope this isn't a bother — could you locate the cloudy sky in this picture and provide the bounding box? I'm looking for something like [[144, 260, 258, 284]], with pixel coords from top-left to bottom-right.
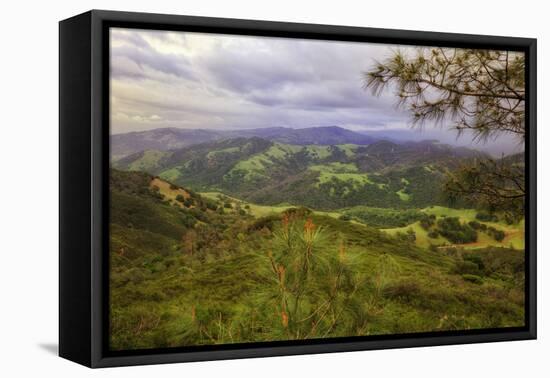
[[110, 28, 523, 155]]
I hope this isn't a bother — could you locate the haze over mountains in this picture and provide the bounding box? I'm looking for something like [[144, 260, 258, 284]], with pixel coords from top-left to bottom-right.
[[111, 126, 377, 159], [111, 125, 517, 160], [113, 131, 492, 210]]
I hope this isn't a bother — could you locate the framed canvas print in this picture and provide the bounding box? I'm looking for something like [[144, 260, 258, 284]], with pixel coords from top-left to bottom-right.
[[59, 10, 537, 368]]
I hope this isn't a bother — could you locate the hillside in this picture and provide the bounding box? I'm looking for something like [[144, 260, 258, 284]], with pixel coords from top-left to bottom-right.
[[111, 126, 379, 159], [114, 137, 484, 210], [110, 169, 525, 350]]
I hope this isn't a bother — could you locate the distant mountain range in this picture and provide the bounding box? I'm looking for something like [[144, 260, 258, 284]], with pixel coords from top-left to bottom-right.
[[113, 135, 487, 210], [112, 126, 381, 159]]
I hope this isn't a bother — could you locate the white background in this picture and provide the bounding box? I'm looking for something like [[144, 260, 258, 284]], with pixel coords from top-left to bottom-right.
[[0, 0, 547, 376]]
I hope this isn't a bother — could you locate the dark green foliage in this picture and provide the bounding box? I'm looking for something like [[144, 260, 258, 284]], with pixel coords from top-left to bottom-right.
[[116, 136, 483, 210], [468, 219, 505, 242], [468, 220, 486, 231], [205, 200, 218, 211], [188, 208, 209, 223], [110, 191, 189, 240], [427, 230, 439, 239], [486, 226, 506, 242], [110, 169, 153, 195], [476, 211, 498, 222], [175, 194, 185, 203], [436, 217, 477, 244], [339, 214, 352, 221], [342, 207, 426, 228], [364, 48, 525, 142], [464, 254, 485, 271], [177, 210, 199, 229], [454, 260, 481, 276], [281, 206, 312, 218], [445, 158, 525, 219], [247, 214, 281, 232], [419, 215, 435, 230]]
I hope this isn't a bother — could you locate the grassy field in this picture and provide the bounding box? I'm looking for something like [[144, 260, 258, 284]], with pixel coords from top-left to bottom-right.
[[423, 206, 525, 249], [309, 162, 374, 188], [206, 146, 241, 158], [304, 145, 332, 159], [201, 191, 293, 217], [383, 221, 446, 248], [382, 206, 524, 250], [337, 144, 358, 158], [200, 191, 343, 220], [199, 194, 524, 250], [151, 178, 191, 207], [159, 167, 183, 183]]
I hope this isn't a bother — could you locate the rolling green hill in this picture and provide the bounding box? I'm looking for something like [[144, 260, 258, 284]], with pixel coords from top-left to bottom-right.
[[114, 137, 483, 210], [110, 169, 525, 350], [111, 126, 380, 159]]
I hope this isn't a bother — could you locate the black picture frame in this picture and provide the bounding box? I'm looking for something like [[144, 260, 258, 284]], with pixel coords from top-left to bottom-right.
[[59, 9, 537, 368]]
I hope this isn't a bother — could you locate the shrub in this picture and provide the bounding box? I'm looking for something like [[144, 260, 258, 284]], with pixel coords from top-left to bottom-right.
[[427, 229, 439, 238], [175, 194, 185, 203], [436, 217, 477, 244], [149, 185, 164, 200], [178, 211, 198, 228], [454, 260, 481, 275], [463, 254, 485, 271], [247, 214, 281, 232], [486, 226, 505, 242], [468, 220, 482, 230], [476, 211, 498, 222], [189, 208, 208, 223], [406, 228, 416, 242], [282, 207, 312, 218], [341, 207, 425, 228], [205, 200, 218, 211], [494, 230, 505, 242], [419, 215, 435, 230], [395, 229, 416, 243]]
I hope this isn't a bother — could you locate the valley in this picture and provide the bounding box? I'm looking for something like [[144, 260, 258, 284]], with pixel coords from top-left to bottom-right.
[[109, 128, 525, 350]]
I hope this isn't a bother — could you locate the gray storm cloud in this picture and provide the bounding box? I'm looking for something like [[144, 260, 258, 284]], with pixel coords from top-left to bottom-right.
[[109, 28, 522, 155]]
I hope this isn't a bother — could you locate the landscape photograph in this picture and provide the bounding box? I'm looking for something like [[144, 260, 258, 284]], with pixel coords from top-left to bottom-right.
[[109, 28, 526, 351]]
